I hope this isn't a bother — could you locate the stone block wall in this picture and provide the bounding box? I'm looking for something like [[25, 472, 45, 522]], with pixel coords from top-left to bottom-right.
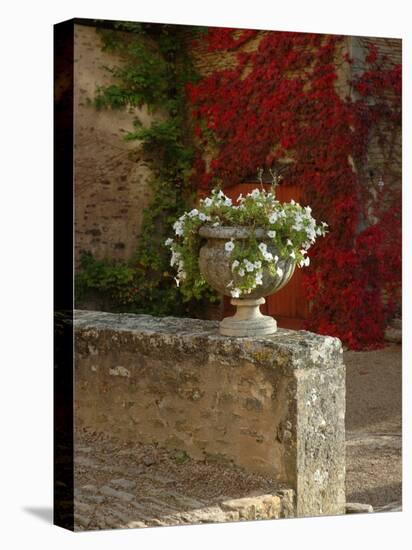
[[74, 23, 156, 264], [74, 310, 346, 517]]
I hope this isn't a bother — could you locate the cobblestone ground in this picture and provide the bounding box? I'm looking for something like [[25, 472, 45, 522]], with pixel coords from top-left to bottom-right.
[[74, 429, 294, 531]]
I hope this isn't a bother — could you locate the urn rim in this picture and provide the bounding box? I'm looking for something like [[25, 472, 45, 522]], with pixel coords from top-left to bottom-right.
[[198, 225, 268, 240]]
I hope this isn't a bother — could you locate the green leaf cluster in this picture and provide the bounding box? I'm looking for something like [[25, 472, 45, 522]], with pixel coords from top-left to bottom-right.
[[76, 22, 214, 315]]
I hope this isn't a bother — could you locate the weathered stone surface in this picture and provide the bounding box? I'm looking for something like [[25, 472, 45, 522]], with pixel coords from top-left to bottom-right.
[[221, 493, 283, 520], [110, 478, 137, 491], [198, 225, 296, 299], [99, 486, 135, 502], [374, 501, 402, 513], [384, 327, 402, 344], [73, 24, 155, 265], [74, 310, 345, 518], [345, 502, 374, 514]]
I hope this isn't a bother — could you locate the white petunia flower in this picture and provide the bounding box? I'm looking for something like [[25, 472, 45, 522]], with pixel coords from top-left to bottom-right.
[[198, 212, 209, 221], [203, 197, 213, 207], [276, 267, 284, 277], [307, 230, 316, 241], [225, 240, 235, 253], [250, 189, 260, 198], [268, 212, 278, 224], [245, 260, 255, 272], [232, 260, 240, 270], [224, 198, 232, 206], [165, 238, 173, 247], [258, 242, 268, 253], [173, 221, 184, 236], [238, 268, 245, 277], [170, 250, 181, 267], [267, 230, 276, 238], [188, 208, 199, 218], [254, 260, 262, 269], [286, 239, 293, 246], [231, 288, 241, 298], [255, 272, 263, 285], [264, 252, 273, 261]]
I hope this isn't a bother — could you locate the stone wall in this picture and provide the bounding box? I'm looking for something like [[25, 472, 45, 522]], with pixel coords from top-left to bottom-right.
[[74, 310, 346, 517], [357, 36, 402, 221], [74, 23, 156, 264]]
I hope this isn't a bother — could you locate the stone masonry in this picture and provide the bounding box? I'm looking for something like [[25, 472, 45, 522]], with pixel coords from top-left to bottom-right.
[[74, 310, 346, 518]]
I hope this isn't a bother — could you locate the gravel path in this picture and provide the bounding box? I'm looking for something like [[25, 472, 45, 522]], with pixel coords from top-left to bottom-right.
[[344, 344, 402, 510]]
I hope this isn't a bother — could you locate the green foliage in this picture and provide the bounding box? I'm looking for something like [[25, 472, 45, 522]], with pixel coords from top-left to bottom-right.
[[76, 22, 213, 315], [75, 252, 135, 304]]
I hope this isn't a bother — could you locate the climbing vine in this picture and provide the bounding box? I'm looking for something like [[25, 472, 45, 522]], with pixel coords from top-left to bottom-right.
[[187, 29, 401, 348], [76, 22, 215, 315]]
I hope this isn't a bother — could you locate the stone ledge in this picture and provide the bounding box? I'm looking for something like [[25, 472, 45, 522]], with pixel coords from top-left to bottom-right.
[[74, 310, 343, 372], [74, 310, 345, 518]]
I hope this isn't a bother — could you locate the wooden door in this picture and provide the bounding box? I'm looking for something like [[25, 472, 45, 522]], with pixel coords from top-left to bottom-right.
[[215, 183, 309, 329]]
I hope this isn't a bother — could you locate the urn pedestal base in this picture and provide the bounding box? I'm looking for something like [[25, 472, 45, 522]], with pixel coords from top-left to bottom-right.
[[219, 297, 277, 337]]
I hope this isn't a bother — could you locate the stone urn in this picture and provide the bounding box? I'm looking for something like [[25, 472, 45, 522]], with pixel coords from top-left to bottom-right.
[[198, 225, 296, 337]]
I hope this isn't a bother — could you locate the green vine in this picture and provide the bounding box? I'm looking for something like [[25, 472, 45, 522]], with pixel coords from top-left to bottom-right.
[[76, 22, 216, 315]]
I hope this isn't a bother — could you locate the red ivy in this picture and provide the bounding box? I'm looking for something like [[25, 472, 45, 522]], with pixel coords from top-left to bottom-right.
[[187, 32, 401, 349]]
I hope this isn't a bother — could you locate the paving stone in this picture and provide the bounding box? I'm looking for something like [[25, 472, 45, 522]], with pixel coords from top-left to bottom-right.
[[221, 494, 282, 520], [374, 501, 402, 513], [126, 520, 148, 528], [110, 478, 137, 491], [384, 327, 401, 344], [75, 501, 94, 513], [99, 485, 135, 502], [74, 513, 90, 529], [82, 494, 105, 504], [81, 484, 98, 493], [345, 502, 374, 514]]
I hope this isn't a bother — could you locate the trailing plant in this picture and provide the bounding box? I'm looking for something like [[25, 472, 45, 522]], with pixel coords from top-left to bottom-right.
[[166, 180, 327, 300]]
